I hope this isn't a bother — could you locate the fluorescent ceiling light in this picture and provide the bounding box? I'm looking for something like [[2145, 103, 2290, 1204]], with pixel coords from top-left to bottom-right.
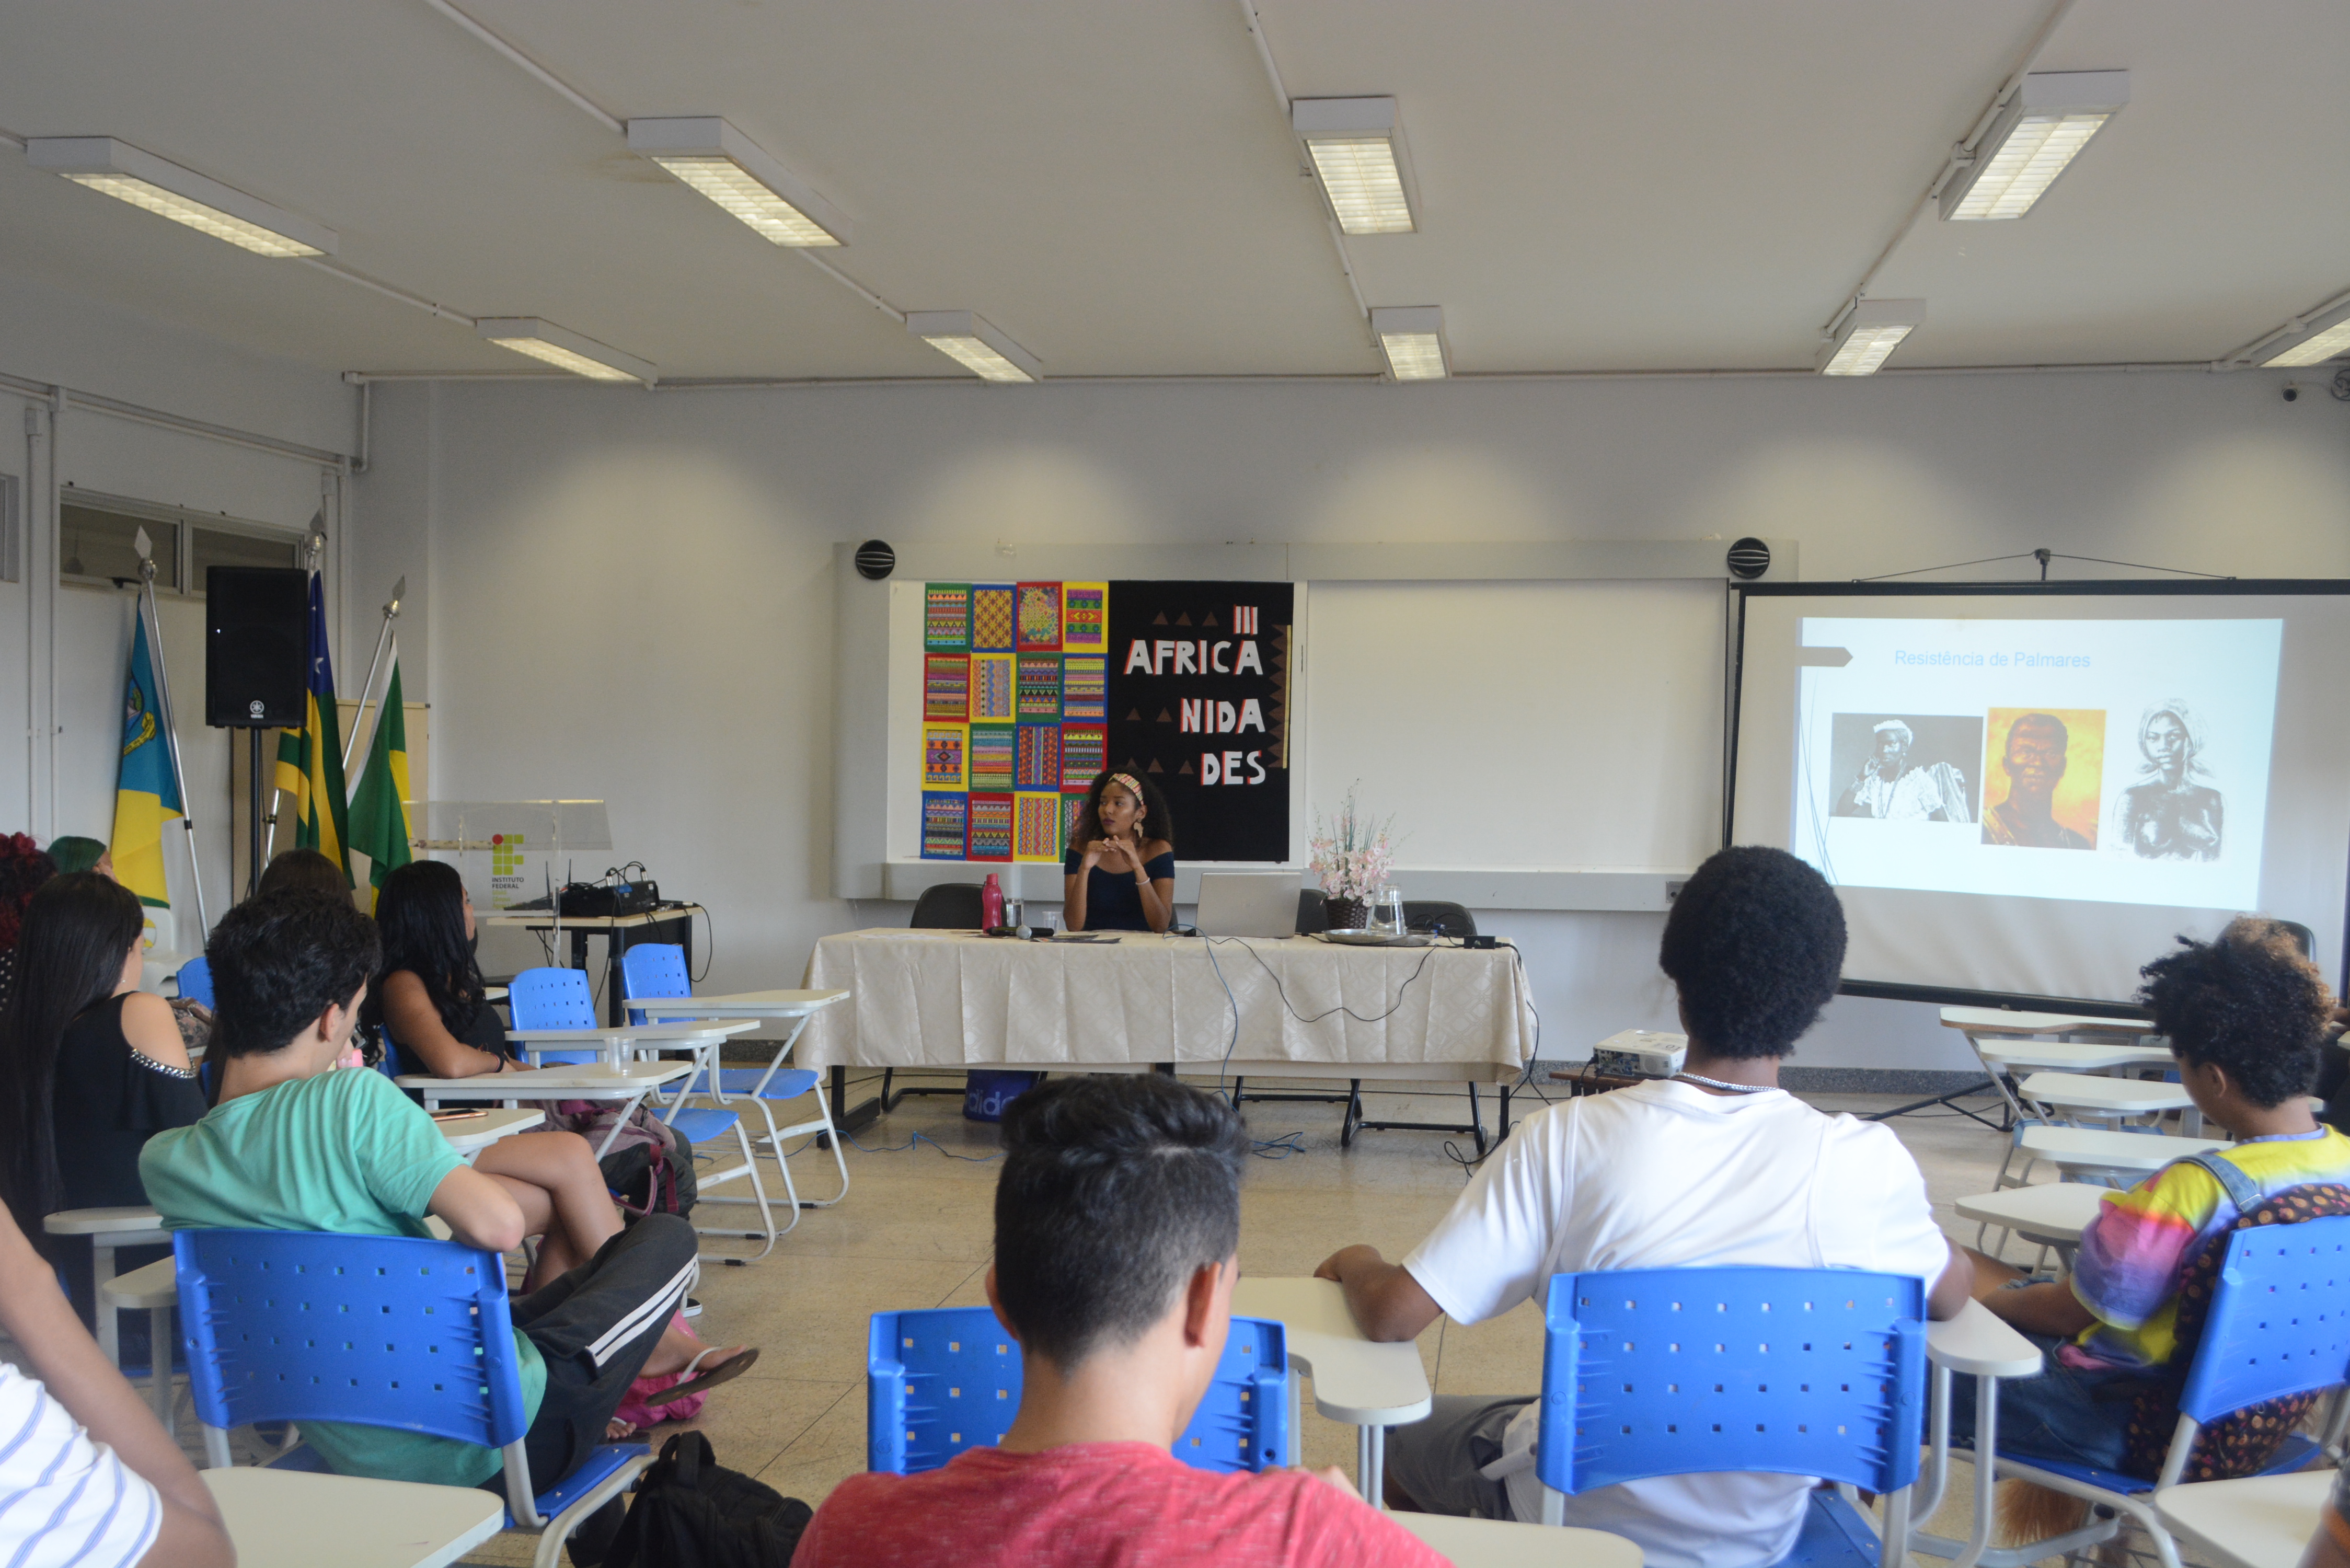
[[25, 137, 336, 257], [905, 311, 1041, 383], [1941, 71, 2128, 221], [1293, 98, 1416, 235], [625, 117, 851, 248], [2260, 301, 2350, 368], [475, 318, 656, 384], [1370, 306, 1448, 381], [1818, 299, 1925, 376]]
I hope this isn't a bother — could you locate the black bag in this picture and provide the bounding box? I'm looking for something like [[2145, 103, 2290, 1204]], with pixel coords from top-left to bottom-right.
[[606, 1431, 812, 1568]]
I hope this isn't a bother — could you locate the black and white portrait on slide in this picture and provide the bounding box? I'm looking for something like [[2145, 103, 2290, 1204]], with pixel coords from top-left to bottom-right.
[[1827, 714, 1980, 824], [2111, 699, 2222, 861]]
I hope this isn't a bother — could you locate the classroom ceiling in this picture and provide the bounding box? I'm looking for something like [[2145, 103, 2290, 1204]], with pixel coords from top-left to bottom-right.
[[0, 1, 2344, 382]]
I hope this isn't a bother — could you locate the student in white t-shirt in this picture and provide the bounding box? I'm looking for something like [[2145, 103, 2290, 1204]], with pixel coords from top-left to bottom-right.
[[1316, 846, 1972, 1568], [0, 1190, 231, 1567]]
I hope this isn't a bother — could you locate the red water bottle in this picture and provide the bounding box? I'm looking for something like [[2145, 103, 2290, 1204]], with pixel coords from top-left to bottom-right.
[[980, 873, 1005, 930]]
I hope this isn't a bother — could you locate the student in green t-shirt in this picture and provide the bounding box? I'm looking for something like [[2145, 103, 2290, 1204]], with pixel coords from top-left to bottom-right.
[[140, 892, 758, 1553]]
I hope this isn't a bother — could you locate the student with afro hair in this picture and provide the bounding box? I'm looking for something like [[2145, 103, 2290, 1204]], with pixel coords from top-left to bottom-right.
[[1316, 846, 1969, 1567], [1956, 917, 2350, 1470]]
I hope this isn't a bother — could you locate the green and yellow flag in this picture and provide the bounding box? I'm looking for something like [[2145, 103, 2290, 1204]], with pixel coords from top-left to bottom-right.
[[347, 649, 413, 907], [271, 572, 352, 884], [109, 602, 182, 910]]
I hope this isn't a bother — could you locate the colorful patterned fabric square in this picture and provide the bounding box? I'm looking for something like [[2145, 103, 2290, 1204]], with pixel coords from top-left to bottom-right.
[[970, 585, 1015, 652], [923, 654, 969, 722], [1061, 793, 1089, 849], [971, 654, 1015, 722], [1016, 724, 1061, 790], [1060, 725, 1105, 791], [967, 793, 1013, 861], [1059, 655, 1106, 721], [969, 724, 1016, 792], [1062, 583, 1108, 652], [1016, 654, 1061, 720], [1014, 792, 1062, 862], [924, 584, 969, 651], [1016, 582, 1062, 651], [920, 792, 967, 860], [921, 724, 967, 791]]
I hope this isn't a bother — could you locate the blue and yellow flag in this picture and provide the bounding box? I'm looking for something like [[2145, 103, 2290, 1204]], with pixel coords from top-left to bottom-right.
[[109, 602, 182, 910], [346, 649, 413, 908], [270, 572, 351, 883]]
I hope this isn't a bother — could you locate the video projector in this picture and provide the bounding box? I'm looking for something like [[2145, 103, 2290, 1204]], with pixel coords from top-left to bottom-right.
[[1590, 1029, 1688, 1080]]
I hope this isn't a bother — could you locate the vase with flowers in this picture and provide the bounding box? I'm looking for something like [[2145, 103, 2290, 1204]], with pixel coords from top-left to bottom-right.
[[1308, 788, 1395, 930]]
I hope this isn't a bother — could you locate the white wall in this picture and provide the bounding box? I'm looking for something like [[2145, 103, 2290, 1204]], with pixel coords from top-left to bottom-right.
[[0, 269, 356, 957], [367, 367, 2350, 1072]]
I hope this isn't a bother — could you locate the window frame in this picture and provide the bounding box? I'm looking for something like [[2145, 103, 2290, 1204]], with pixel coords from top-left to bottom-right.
[[56, 485, 309, 596]]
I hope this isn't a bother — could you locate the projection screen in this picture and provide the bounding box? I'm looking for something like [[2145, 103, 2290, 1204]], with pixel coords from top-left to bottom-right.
[[1729, 582, 2350, 1010]]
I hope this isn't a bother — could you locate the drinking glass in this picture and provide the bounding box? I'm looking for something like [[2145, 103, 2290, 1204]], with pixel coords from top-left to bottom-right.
[[1378, 888, 1406, 936]]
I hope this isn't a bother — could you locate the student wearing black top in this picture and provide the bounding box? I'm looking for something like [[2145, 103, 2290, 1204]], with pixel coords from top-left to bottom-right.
[[0, 832, 57, 1017], [1062, 770, 1176, 933], [366, 859, 629, 1289], [0, 873, 203, 1353]]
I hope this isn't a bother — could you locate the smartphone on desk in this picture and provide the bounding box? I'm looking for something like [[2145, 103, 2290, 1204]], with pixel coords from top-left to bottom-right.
[[429, 1109, 488, 1123]]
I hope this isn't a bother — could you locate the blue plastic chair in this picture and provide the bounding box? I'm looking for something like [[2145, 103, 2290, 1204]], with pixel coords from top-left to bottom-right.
[[1533, 1268, 1932, 1566], [175, 955, 213, 1008], [867, 1306, 1292, 1475], [1936, 1213, 2350, 1568], [617, 944, 849, 1227], [509, 966, 779, 1260], [174, 1227, 651, 1568]]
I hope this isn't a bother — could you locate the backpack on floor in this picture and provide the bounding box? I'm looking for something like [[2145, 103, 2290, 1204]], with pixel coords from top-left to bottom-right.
[[2118, 1156, 2350, 1481], [550, 1102, 700, 1218], [605, 1431, 812, 1568]]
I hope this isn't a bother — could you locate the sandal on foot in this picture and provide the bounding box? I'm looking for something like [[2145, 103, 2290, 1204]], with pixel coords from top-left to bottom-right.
[[662, 1346, 759, 1402]]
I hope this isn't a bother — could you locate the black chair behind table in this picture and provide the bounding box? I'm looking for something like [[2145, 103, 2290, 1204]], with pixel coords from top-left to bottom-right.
[[1234, 895, 1504, 1157], [1401, 901, 1477, 939], [885, 883, 993, 1112]]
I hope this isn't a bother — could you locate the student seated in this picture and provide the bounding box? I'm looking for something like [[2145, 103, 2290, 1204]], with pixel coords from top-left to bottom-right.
[[254, 845, 351, 901], [0, 1194, 230, 1568], [0, 873, 204, 1356], [1317, 846, 1969, 1568], [366, 858, 647, 1286], [0, 830, 57, 1013], [796, 1075, 1445, 1568], [1957, 917, 2350, 1469], [139, 891, 753, 1550]]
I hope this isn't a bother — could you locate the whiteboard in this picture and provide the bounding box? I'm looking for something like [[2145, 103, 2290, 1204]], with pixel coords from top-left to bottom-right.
[[1301, 580, 1725, 873]]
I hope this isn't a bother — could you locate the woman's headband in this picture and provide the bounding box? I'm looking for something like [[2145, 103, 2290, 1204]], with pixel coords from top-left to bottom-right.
[[1107, 773, 1144, 804]]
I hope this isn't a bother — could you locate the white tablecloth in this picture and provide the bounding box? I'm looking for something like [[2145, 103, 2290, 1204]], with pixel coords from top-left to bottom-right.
[[800, 930, 1537, 1080]]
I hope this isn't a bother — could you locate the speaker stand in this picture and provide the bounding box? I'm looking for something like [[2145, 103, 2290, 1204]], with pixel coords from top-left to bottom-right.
[[246, 728, 267, 900]]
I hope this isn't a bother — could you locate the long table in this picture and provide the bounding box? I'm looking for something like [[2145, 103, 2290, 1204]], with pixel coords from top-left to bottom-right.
[[801, 929, 1538, 1141]]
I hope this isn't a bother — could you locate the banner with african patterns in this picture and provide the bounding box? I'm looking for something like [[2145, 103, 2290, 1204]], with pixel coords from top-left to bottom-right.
[[914, 579, 1292, 862]]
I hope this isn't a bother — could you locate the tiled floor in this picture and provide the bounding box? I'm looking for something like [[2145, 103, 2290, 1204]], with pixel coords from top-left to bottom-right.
[[83, 1070, 2158, 1565]]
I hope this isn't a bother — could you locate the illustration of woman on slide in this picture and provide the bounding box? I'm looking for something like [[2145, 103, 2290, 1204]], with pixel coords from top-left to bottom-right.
[[2111, 700, 2222, 861]]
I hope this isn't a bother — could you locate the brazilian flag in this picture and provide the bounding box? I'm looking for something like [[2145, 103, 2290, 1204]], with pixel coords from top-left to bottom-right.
[[347, 649, 414, 907], [108, 602, 182, 910], [271, 572, 351, 885]]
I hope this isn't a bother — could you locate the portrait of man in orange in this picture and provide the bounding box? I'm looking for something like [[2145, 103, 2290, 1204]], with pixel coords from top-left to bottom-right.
[[1982, 708, 2105, 850]]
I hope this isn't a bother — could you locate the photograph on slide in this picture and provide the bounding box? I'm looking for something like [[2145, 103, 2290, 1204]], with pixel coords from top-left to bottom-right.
[[1792, 616, 2280, 909]]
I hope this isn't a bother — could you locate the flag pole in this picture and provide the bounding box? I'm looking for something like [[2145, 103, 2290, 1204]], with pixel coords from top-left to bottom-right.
[[133, 528, 209, 934], [340, 575, 405, 780]]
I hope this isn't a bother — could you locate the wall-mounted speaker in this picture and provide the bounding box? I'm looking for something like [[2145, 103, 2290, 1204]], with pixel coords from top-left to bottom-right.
[[205, 566, 308, 728], [854, 539, 896, 580], [1726, 537, 1771, 580]]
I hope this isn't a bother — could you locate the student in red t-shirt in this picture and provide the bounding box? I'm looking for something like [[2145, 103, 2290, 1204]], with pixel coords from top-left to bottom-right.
[[795, 1075, 1445, 1568]]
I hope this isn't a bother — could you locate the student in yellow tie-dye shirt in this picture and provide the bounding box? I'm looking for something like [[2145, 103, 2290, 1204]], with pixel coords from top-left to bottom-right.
[[1951, 917, 2350, 1471]]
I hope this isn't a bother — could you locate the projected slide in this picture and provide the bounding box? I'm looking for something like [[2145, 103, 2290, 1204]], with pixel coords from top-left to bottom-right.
[[1791, 617, 2282, 909]]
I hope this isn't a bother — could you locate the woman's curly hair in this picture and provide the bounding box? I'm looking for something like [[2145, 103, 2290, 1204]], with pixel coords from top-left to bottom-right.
[[2139, 917, 2332, 1108], [1658, 846, 1847, 1059], [0, 833, 56, 954]]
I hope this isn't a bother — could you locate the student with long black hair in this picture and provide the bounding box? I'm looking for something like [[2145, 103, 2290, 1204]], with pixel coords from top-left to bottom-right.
[[0, 873, 203, 1348], [366, 859, 637, 1288], [1062, 770, 1175, 933]]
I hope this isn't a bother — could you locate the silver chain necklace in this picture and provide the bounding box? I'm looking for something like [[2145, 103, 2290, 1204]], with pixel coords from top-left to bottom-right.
[[1675, 1072, 1773, 1095]]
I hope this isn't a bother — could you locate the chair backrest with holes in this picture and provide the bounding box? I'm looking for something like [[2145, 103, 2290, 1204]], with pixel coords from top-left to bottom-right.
[[1536, 1267, 1926, 1497], [176, 956, 214, 1008], [619, 944, 691, 1003], [175, 1228, 532, 1447], [506, 967, 598, 1031], [866, 1306, 1289, 1476], [1400, 901, 1476, 939], [2175, 1210, 2350, 1425]]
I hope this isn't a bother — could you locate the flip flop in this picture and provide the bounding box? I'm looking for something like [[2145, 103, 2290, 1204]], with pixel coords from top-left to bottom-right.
[[662, 1345, 759, 1402]]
